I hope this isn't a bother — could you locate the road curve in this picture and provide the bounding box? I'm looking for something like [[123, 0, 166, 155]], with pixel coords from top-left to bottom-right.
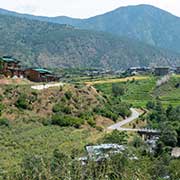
[[107, 108, 141, 130]]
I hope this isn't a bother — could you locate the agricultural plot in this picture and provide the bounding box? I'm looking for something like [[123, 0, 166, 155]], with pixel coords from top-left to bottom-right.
[[95, 76, 180, 107]]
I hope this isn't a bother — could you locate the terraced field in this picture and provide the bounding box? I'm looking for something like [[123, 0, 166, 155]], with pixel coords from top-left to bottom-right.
[[95, 75, 180, 107]]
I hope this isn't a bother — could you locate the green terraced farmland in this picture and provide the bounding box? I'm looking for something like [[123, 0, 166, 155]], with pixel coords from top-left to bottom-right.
[[95, 76, 180, 107]]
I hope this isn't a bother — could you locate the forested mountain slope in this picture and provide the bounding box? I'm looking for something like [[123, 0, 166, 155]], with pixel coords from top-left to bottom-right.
[[0, 13, 179, 69]]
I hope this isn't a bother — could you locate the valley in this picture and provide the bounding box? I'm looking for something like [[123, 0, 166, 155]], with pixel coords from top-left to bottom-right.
[[0, 3, 180, 179], [0, 73, 179, 178]]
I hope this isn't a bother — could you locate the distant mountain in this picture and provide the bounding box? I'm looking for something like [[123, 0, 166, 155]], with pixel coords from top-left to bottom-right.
[[1, 5, 180, 54], [0, 13, 179, 70]]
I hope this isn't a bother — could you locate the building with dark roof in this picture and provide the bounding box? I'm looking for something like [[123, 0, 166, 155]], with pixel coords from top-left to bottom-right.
[[25, 68, 59, 82], [154, 67, 169, 76], [0, 56, 23, 78]]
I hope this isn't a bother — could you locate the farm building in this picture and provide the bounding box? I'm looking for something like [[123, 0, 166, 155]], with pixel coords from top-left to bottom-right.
[[25, 68, 59, 82], [0, 56, 24, 78], [154, 67, 169, 76]]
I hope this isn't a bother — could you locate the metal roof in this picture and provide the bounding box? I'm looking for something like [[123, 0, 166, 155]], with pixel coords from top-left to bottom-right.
[[0, 56, 19, 63], [33, 68, 52, 74]]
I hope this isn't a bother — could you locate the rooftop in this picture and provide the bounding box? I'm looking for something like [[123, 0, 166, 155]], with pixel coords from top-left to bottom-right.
[[33, 68, 52, 74], [0, 56, 19, 63]]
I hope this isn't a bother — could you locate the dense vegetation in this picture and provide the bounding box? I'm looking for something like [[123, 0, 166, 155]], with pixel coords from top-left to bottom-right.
[[0, 76, 179, 179], [146, 101, 180, 147], [0, 13, 179, 69], [1, 129, 180, 180], [1, 5, 180, 55]]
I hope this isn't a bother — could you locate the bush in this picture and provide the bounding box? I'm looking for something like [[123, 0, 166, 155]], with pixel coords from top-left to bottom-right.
[[146, 101, 155, 110], [52, 114, 84, 128], [52, 103, 72, 114], [102, 130, 128, 144], [65, 91, 73, 100], [15, 95, 29, 109], [0, 103, 4, 116], [94, 106, 118, 121], [87, 117, 96, 127], [112, 83, 125, 97], [0, 118, 10, 127], [96, 126, 103, 132]]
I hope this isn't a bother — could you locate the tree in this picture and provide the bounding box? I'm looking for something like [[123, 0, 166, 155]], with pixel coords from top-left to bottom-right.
[[146, 101, 155, 110], [112, 83, 125, 97], [160, 125, 178, 147], [102, 130, 128, 144], [166, 104, 177, 121]]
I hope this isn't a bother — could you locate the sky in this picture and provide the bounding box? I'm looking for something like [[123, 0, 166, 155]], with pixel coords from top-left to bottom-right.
[[0, 0, 180, 18]]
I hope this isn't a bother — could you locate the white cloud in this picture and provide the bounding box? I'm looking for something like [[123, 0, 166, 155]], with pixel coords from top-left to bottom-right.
[[0, 0, 179, 18]]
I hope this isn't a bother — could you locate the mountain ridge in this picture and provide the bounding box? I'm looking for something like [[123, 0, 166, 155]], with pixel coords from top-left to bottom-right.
[[1, 5, 180, 54], [0, 13, 179, 70]]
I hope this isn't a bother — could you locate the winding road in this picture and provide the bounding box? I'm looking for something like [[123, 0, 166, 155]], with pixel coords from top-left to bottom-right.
[[108, 108, 160, 133], [108, 108, 141, 131]]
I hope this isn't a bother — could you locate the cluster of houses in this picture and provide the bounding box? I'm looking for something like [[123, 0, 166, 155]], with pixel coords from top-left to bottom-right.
[[126, 66, 180, 76], [0, 56, 59, 82]]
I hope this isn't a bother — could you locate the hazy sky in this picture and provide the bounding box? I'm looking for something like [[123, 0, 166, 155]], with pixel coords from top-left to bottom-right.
[[0, 0, 180, 18]]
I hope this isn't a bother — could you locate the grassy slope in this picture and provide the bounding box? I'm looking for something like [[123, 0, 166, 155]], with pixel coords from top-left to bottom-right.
[[0, 76, 179, 174], [0, 84, 107, 174], [0, 123, 102, 174]]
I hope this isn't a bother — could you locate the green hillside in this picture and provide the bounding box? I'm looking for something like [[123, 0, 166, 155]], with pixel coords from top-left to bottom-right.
[[0, 14, 179, 70], [95, 75, 180, 107], [1, 5, 180, 54]]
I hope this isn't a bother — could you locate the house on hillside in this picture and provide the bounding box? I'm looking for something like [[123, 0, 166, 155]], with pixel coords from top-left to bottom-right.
[[154, 67, 169, 76], [175, 67, 180, 74], [0, 56, 24, 78], [25, 68, 59, 82]]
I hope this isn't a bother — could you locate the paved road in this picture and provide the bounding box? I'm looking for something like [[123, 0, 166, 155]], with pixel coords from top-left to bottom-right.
[[31, 83, 64, 90], [107, 108, 141, 130], [107, 108, 160, 133]]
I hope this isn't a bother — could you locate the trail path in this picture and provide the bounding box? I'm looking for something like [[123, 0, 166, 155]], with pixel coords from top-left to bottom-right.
[[31, 83, 64, 90]]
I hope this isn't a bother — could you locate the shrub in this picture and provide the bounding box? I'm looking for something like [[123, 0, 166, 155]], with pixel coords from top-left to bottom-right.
[[52, 114, 84, 128], [87, 117, 96, 127], [15, 94, 29, 109], [0, 118, 10, 127], [52, 103, 72, 114], [0, 103, 4, 116], [146, 101, 155, 110], [96, 126, 103, 132], [102, 130, 128, 144], [94, 106, 118, 121], [112, 83, 125, 97], [65, 91, 73, 100]]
